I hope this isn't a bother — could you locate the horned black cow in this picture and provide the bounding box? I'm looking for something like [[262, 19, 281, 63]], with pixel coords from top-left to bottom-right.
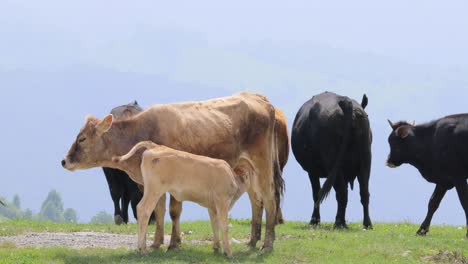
[[292, 92, 373, 229], [387, 116, 468, 238], [103, 101, 154, 225]]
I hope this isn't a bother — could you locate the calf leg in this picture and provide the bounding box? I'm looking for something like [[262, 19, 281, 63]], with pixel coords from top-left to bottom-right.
[[333, 175, 348, 229], [454, 181, 468, 238], [309, 172, 321, 226], [217, 202, 232, 257], [137, 190, 164, 255], [247, 193, 263, 248], [417, 184, 447, 236], [208, 208, 221, 253], [168, 195, 183, 250], [150, 193, 166, 249]]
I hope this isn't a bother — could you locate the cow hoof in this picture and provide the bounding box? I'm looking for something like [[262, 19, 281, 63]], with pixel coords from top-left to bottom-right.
[[247, 239, 258, 249], [333, 222, 348, 230], [363, 224, 373, 230], [167, 244, 181, 251], [309, 217, 320, 226], [276, 218, 285, 225], [114, 215, 124, 225], [150, 242, 162, 250], [139, 249, 149, 256], [260, 245, 273, 254], [224, 252, 233, 258], [416, 228, 428, 236]]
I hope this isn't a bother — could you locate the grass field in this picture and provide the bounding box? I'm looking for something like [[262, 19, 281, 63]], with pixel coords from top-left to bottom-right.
[[0, 219, 466, 263]]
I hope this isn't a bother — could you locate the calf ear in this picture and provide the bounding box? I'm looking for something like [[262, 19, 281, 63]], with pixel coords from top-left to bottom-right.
[[96, 114, 114, 135], [396, 126, 411, 139]]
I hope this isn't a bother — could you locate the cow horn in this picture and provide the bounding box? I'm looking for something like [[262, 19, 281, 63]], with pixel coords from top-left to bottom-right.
[[387, 119, 395, 129]]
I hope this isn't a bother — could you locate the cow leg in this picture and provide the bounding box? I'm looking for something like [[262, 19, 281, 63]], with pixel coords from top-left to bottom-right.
[[333, 175, 348, 229], [417, 184, 447, 236], [168, 195, 183, 250], [247, 194, 262, 249], [357, 150, 372, 229], [217, 201, 232, 257], [208, 207, 221, 253], [103, 168, 124, 225], [137, 190, 163, 255], [121, 192, 130, 224], [112, 195, 123, 225], [454, 181, 468, 238], [130, 193, 139, 221], [309, 172, 321, 226], [150, 193, 166, 249], [262, 195, 277, 252]]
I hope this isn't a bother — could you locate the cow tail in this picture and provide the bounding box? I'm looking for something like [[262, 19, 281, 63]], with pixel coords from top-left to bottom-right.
[[316, 98, 353, 206], [272, 108, 285, 213], [113, 141, 155, 162]]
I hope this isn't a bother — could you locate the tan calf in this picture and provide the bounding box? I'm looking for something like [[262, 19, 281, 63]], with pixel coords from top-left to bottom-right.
[[114, 141, 253, 257]]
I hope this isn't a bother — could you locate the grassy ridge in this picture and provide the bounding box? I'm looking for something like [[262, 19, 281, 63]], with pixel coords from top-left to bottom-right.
[[0, 219, 466, 263]]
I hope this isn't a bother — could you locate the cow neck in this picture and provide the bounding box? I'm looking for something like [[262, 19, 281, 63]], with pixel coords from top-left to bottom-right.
[[99, 117, 155, 185], [407, 124, 435, 174]]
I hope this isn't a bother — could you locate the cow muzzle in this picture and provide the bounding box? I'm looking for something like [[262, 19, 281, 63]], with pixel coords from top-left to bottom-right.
[[386, 156, 399, 168], [61, 158, 77, 171]]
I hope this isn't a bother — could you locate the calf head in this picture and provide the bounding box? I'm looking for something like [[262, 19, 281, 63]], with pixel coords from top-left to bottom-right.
[[386, 119, 416, 168], [62, 114, 114, 171]]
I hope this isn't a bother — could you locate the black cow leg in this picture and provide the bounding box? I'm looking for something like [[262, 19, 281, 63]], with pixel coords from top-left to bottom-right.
[[113, 201, 123, 225], [333, 177, 348, 229], [454, 181, 468, 238], [308, 173, 321, 226], [121, 194, 130, 224], [130, 194, 139, 221], [417, 184, 447, 236], [358, 149, 372, 230]]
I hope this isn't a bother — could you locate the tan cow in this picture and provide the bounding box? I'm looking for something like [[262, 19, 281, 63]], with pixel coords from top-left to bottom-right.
[[114, 141, 253, 257], [62, 92, 285, 251]]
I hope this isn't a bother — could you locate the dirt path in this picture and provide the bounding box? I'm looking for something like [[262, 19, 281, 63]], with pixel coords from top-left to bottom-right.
[[0, 232, 173, 249]]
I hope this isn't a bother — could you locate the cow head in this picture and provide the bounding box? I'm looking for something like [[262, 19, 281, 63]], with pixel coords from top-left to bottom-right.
[[386, 119, 416, 168], [61, 114, 114, 171]]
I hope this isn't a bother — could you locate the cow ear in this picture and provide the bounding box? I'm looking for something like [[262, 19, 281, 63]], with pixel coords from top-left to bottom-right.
[[396, 126, 411, 139], [96, 114, 113, 135], [85, 114, 96, 123]]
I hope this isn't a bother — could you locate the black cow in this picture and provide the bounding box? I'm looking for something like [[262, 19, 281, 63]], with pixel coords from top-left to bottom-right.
[[387, 116, 468, 238], [103, 101, 155, 224], [292, 92, 372, 229]]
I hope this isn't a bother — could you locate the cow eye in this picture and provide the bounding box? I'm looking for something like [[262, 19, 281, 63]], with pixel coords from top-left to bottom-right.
[[78, 137, 87, 143]]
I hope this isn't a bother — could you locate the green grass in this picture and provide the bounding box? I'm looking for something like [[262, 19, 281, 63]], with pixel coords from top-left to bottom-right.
[[0, 219, 466, 263]]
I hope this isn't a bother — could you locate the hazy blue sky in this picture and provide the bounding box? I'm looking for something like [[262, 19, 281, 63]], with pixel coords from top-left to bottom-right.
[[1, 0, 467, 227]]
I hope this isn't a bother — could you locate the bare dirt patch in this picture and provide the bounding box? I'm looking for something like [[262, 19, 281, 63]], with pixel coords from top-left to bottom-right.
[[421, 250, 467, 264], [0, 232, 168, 249]]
